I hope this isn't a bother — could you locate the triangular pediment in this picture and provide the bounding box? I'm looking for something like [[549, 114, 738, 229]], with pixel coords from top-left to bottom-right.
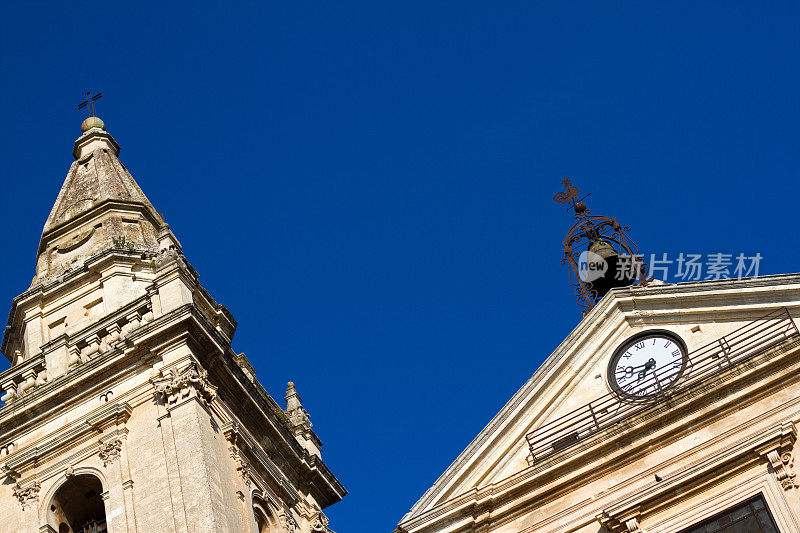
[[399, 274, 800, 526]]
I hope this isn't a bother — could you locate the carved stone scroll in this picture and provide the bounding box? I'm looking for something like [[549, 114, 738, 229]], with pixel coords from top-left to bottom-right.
[[310, 511, 334, 533], [767, 450, 798, 490], [228, 446, 252, 488]]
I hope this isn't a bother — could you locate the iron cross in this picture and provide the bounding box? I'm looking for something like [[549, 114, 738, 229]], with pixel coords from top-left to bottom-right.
[[77, 91, 103, 116]]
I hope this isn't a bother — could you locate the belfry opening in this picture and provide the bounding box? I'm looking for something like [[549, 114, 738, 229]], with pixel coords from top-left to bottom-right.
[[48, 474, 107, 533]]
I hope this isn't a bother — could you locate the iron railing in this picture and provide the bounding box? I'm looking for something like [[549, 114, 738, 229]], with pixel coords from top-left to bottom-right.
[[525, 308, 800, 463]]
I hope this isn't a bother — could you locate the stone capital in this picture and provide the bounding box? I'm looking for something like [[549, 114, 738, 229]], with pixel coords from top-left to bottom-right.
[[98, 438, 123, 467], [150, 361, 217, 407], [13, 481, 40, 510]]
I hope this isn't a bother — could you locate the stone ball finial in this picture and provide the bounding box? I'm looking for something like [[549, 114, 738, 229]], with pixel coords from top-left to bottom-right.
[[80, 116, 105, 133]]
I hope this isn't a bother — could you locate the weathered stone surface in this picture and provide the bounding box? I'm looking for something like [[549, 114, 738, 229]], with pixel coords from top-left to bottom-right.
[[0, 119, 345, 532], [33, 127, 166, 287]]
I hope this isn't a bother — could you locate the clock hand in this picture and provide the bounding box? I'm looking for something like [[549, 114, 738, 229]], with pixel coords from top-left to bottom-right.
[[623, 359, 655, 373], [636, 358, 657, 380]]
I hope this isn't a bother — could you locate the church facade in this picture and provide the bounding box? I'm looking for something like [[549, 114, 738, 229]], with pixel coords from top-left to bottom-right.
[[0, 117, 345, 532], [396, 273, 800, 532]]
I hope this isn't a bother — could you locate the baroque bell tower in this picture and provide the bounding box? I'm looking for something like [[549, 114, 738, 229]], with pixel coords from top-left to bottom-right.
[[0, 115, 345, 532]]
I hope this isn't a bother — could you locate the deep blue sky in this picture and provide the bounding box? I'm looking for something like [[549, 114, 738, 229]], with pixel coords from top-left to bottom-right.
[[1, 3, 799, 531]]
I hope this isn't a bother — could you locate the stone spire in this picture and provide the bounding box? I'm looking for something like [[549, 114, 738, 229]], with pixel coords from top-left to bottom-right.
[[285, 382, 322, 457], [32, 117, 180, 285], [285, 381, 312, 429]]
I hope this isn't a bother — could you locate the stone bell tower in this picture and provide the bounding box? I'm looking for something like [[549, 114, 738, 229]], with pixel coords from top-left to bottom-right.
[[0, 116, 345, 532]]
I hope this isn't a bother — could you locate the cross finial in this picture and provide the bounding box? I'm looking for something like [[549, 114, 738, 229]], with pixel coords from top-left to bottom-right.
[[77, 91, 103, 117]]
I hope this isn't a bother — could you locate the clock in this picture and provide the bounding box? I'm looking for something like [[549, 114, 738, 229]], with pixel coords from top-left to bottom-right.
[[607, 330, 688, 400]]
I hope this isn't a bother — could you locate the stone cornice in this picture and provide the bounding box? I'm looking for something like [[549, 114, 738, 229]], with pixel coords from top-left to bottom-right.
[[135, 301, 346, 504], [71, 128, 121, 159], [1, 401, 131, 480], [0, 303, 193, 436], [2, 247, 156, 360], [223, 421, 302, 504], [597, 421, 797, 532], [2, 245, 236, 362], [39, 200, 163, 253]]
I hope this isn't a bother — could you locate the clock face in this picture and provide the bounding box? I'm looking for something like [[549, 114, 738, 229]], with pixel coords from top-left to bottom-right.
[[607, 331, 688, 400]]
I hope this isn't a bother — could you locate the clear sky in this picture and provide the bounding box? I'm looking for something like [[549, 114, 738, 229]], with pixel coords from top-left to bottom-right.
[[1, 2, 799, 531]]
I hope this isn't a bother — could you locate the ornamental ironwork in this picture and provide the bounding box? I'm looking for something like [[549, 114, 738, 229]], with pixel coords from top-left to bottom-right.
[[554, 178, 649, 314], [525, 307, 799, 464]]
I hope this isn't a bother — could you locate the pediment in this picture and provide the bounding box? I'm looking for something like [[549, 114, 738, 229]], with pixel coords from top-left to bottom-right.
[[399, 274, 800, 525]]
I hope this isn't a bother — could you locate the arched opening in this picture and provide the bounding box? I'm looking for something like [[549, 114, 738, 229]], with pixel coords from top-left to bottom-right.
[[252, 497, 278, 533], [254, 507, 268, 533], [48, 474, 107, 533]]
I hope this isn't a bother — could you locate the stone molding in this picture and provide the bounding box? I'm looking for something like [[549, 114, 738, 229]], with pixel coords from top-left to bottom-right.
[[223, 422, 302, 505], [597, 421, 797, 531], [398, 333, 800, 533], [625, 518, 642, 533], [151, 361, 217, 406], [13, 480, 40, 510], [1, 402, 131, 480], [597, 509, 644, 533], [229, 445, 253, 488]]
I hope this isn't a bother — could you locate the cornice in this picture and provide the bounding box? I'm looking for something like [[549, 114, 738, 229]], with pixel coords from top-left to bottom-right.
[[2, 401, 131, 480], [1, 245, 229, 362], [598, 421, 797, 531], [222, 421, 302, 505], [2, 247, 157, 360], [133, 302, 346, 504], [38, 199, 164, 257]]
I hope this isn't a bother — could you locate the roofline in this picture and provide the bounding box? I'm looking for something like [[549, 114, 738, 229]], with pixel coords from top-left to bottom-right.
[[398, 272, 800, 523]]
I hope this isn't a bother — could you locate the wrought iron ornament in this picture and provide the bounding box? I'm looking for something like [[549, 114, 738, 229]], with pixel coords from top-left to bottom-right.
[[554, 178, 649, 314], [525, 307, 799, 464]]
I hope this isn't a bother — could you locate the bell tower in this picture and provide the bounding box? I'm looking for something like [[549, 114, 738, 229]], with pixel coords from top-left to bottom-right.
[[0, 115, 345, 532]]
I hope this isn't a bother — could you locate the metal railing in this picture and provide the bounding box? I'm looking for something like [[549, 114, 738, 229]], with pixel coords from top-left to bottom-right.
[[525, 308, 799, 463]]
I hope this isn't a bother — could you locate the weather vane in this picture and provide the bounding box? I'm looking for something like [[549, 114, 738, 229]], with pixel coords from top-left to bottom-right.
[[554, 177, 649, 315], [77, 91, 103, 117], [553, 177, 592, 210], [553, 178, 579, 205]]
